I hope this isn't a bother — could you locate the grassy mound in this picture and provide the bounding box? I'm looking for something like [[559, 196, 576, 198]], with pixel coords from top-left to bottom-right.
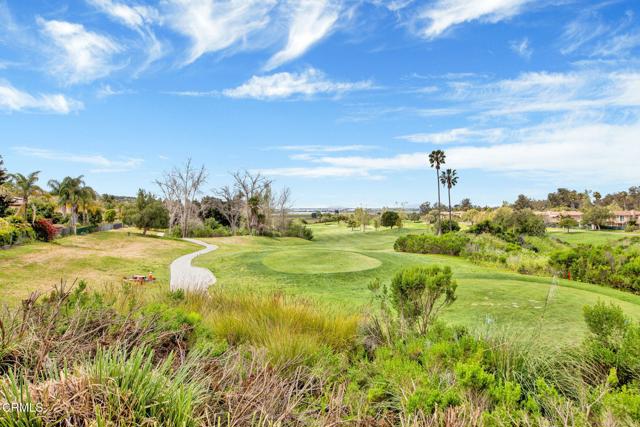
[[262, 249, 382, 274]]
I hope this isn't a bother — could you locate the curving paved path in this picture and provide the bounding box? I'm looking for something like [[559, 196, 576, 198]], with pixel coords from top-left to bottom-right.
[[170, 238, 218, 292]]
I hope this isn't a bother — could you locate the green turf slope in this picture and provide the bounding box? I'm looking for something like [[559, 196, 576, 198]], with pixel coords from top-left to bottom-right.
[[195, 222, 640, 346]]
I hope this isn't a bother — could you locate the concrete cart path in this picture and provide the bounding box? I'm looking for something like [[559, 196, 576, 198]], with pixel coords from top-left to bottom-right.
[[170, 238, 218, 292]]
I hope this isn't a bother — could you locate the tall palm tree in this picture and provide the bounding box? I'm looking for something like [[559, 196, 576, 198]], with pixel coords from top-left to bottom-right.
[[11, 171, 41, 222], [48, 176, 85, 234], [440, 169, 459, 231], [78, 186, 97, 224], [428, 150, 446, 235]]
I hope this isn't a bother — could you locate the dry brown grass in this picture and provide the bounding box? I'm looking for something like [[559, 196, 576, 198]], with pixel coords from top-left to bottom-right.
[[0, 230, 196, 304]]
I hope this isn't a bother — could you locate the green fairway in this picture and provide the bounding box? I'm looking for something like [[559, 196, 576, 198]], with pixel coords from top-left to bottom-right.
[[196, 222, 640, 346], [548, 227, 640, 246]]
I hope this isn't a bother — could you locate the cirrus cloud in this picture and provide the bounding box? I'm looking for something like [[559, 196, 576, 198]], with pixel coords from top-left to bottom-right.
[[0, 81, 82, 114], [223, 68, 373, 100], [37, 17, 121, 85]]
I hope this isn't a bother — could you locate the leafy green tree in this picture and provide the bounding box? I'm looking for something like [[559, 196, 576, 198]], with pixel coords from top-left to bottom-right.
[[11, 171, 41, 222], [439, 168, 458, 231], [104, 209, 117, 223], [391, 265, 457, 334], [582, 206, 613, 230], [419, 201, 431, 215], [347, 216, 357, 231], [513, 194, 532, 210], [133, 189, 169, 235], [372, 216, 380, 230], [558, 215, 578, 233], [458, 198, 473, 211], [510, 208, 546, 236], [429, 150, 446, 235], [381, 211, 400, 228]]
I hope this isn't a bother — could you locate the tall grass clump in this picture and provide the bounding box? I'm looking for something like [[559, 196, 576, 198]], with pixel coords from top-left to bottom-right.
[[89, 347, 207, 426], [173, 287, 360, 365]]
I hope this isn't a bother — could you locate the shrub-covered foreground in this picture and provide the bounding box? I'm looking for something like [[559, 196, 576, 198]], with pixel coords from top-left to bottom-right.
[[1, 276, 639, 426]]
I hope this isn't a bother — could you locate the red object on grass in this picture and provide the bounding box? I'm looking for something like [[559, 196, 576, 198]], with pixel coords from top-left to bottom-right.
[[33, 218, 59, 242]]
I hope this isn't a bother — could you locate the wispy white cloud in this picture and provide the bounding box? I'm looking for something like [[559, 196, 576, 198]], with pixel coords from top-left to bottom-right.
[[416, 0, 531, 39], [87, 0, 159, 29], [591, 31, 640, 58], [162, 90, 219, 97], [338, 103, 462, 123], [267, 118, 640, 183], [510, 37, 532, 59], [396, 128, 505, 144], [258, 166, 382, 179], [264, 0, 340, 70], [13, 146, 143, 173], [87, 0, 164, 71], [37, 17, 121, 84], [96, 84, 134, 98], [0, 81, 82, 114], [559, 7, 639, 58], [274, 144, 376, 153], [448, 70, 640, 117], [559, 10, 610, 55], [223, 68, 372, 100], [163, 0, 276, 65]]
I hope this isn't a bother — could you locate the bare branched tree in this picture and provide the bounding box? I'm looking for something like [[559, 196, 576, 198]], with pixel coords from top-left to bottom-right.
[[156, 159, 207, 238], [232, 170, 272, 234], [276, 187, 292, 231], [213, 185, 243, 235]]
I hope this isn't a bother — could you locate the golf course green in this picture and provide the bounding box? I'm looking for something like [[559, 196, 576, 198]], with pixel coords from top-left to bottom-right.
[[263, 249, 382, 274], [196, 222, 640, 346]]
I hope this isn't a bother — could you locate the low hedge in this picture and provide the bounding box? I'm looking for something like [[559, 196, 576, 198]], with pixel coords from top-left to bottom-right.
[[394, 232, 469, 256]]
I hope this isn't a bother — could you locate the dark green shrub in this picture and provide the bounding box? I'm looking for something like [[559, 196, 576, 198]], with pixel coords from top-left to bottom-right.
[[550, 244, 640, 293], [468, 219, 503, 235], [381, 211, 400, 228], [285, 222, 313, 240], [390, 265, 457, 333], [440, 219, 460, 233], [582, 302, 640, 384], [394, 232, 469, 256]]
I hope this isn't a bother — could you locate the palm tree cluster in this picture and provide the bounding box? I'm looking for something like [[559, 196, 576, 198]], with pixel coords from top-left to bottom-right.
[[10, 171, 42, 223], [428, 150, 460, 234], [48, 176, 96, 234]]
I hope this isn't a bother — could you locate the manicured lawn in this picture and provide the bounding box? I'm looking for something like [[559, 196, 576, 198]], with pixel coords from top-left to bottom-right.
[[548, 227, 640, 246], [196, 222, 640, 346], [0, 230, 197, 304]]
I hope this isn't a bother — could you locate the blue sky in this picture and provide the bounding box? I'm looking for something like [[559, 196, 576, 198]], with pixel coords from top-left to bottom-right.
[[1, 0, 639, 207]]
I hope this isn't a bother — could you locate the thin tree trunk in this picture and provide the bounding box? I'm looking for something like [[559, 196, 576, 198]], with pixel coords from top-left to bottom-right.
[[448, 187, 452, 231], [23, 196, 29, 220], [72, 205, 78, 234], [436, 168, 442, 235]]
